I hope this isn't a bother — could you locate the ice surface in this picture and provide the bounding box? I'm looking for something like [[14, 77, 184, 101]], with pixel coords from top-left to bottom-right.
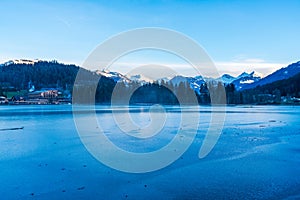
[[0, 105, 300, 199]]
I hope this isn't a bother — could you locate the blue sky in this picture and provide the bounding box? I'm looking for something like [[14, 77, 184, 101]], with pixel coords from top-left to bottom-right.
[[0, 0, 299, 76]]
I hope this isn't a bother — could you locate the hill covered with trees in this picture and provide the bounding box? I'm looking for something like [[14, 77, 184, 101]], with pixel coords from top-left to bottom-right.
[[0, 61, 116, 103], [0, 60, 299, 105], [221, 72, 300, 104]]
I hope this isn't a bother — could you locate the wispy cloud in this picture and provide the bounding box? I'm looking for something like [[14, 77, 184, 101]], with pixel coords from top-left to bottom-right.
[[243, 58, 265, 63]]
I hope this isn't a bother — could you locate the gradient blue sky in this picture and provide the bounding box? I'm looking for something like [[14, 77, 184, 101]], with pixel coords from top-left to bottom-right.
[[0, 0, 299, 76]]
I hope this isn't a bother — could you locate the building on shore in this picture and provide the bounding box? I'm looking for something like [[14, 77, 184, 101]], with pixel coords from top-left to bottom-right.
[[8, 88, 71, 105], [28, 88, 59, 99]]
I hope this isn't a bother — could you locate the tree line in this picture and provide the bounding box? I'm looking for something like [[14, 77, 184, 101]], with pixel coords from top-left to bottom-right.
[[1, 61, 299, 105]]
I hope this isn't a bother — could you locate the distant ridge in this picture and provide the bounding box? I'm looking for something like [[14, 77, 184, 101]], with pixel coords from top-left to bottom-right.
[[1, 59, 300, 93], [241, 61, 300, 90], [1, 59, 300, 105]]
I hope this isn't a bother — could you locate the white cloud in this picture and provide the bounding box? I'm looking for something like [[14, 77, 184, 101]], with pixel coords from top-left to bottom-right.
[[105, 60, 289, 78], [215, 60, 288, 77], [243, 58, 265, 63]]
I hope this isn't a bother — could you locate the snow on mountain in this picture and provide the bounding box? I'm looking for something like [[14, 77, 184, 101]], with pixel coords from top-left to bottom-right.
[[169, 75, 205, 94], [95, 69, 131, 83], [241, 61, 300, 90], [127, 74, 154, 84], [240, 79, 255, 84], [0, 59, 40, 66], [71, 61, 300, 92], [189, 76, 205, 92], [95, 70, 154, 84], [231, 71, 262, 90], [3, 59, 298, 93], [211, 71, 262, 90]]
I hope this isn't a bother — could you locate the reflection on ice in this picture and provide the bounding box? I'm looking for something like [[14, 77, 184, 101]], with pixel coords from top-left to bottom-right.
[[0, 105, 300, 199]]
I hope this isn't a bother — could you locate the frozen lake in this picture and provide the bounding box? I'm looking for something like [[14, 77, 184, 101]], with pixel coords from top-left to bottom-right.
[[0, 105, 300, 199]]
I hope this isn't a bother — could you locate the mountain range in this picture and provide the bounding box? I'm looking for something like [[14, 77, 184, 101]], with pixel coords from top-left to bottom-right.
[[1, 59, 300, 94], [94, 61, 300, 92]]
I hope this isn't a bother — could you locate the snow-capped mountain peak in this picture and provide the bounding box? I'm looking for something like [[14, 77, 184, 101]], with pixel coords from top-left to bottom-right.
[[1, 59, 40, 66], [94, 68, 264, 92], [231, 71, 262, 90], [213, 71, 262, 88], [236, 71, 262, 79], [169, 75, 205, 94], [95, 69, 131, 83]]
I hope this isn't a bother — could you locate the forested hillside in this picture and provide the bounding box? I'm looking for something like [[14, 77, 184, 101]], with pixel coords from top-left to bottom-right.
[[1, 60, 299, 105]]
